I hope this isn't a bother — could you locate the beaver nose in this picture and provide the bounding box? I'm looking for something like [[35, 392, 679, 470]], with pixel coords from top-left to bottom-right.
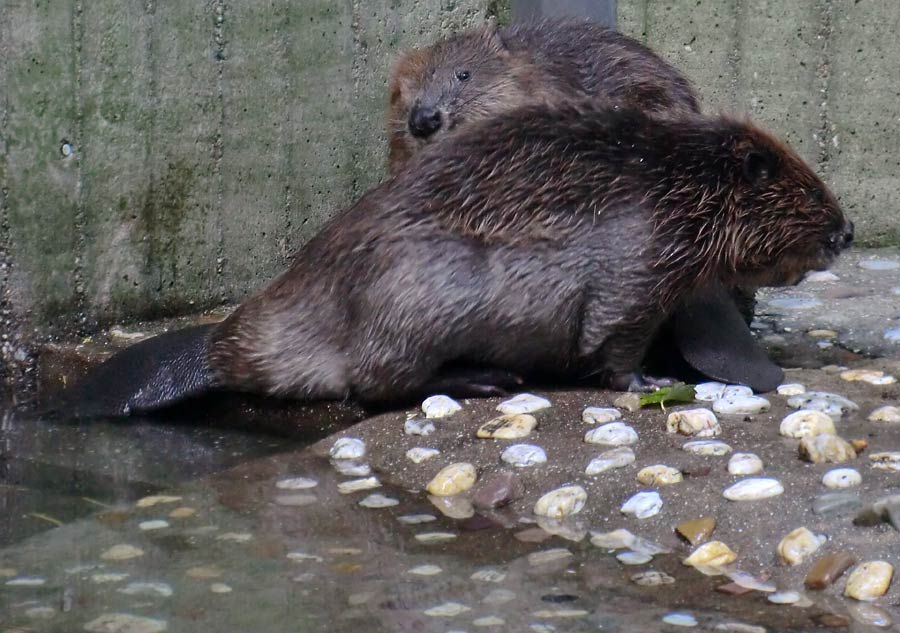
[[408, 105, 442, 138], [842, 220, 854, 248]]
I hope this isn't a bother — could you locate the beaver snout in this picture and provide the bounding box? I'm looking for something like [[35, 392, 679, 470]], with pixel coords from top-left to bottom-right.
[[408, 104, 443, 138], [828, 220, 854, 253]]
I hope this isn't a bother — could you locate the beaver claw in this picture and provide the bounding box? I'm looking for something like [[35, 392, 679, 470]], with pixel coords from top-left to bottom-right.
[[610, 371, 675, 393]]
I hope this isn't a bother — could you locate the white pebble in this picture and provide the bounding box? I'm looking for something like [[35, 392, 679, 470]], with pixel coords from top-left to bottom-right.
[[621, 491, 663, 519], [337, 477, 380, 494], [777, 383, 806, 396], [406, 447, 440, 463], [822, 467, 861, 488], [805, 270, 839, 282], [5, 576, 46, 587], [210, 583, 232, 594], [534, 485, 587, 518], [590, 528, 637, 550], [275, 477, 318, 490], [582, 407, 621, 424], [414, 532, 457, 544], [330, 437, 366, 460], [728, 453, 763, 475], [527, 548, 573, 566], [779, 409, 836, 438], [585, 447, 635, 474], [870, 451, 900, 471], [667, 408, 720, 437], [138, 520, 169, 531], [841, 369, 896, 385], [767, 590, 802, 604], [584, 422, 638, 446], [662, 612, 698, 627], [869, 406, 900, 423], [713, 395, 770, 415], [617, 550, 653, 565], [787, 392, 858, 418], [424, 602, 471, 617], [723, 478, 784, 501], [359, 493, 399, 508], [497, 393, 551, 414], [397, 514, 437, 525], [501, 444, 548, 467], [408, 564, 442, 576], [694, 382, 727, 401], [885, 327, 900, 343], [118, 582, 173, 598], [471, 569, 506, 583], [422, 395, 462, 418], [404, 417, 436, 436], [331, 460, 371, 477], [683, 440, 732, 456]]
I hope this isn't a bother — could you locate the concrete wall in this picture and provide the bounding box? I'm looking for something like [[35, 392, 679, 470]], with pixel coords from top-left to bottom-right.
[[0, 0, 507, 394], [618, 0, 900, 247], [1, 0, 898, 395]]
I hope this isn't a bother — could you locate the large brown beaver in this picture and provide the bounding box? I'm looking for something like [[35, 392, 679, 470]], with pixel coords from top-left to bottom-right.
[[51, 101, 852, 418], [386, 17, 780, 390], [388, 18, 699, 174]]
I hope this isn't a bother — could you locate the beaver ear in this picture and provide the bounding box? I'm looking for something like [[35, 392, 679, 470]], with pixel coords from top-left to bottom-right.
[[741, 149, 778, 184], [482, 21, 510, 55]]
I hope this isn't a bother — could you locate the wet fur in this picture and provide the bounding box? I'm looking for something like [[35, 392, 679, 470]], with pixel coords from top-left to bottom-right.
[[388, 18, 699, 173], [208, 102, 847, 404]]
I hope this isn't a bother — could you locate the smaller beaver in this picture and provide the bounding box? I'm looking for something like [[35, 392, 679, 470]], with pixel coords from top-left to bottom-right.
[[387, 17, 699, 173], [50, 101, 852, 418]]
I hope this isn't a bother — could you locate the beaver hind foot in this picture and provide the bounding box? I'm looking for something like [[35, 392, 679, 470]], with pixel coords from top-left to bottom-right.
[[43, 324, 218, 420]]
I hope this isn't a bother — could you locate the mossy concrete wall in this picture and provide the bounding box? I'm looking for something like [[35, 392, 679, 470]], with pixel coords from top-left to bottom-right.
[[1, 0, 898, 396], [618, 0, 900, 247], [0, 0, 507, 395]]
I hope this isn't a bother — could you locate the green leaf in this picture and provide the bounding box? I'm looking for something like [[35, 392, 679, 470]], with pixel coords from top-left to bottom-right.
[[639, 384, 696, 409]]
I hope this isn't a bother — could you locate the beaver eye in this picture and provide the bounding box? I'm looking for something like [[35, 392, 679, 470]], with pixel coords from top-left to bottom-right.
[[455, 70, 470, 81], [809, 188, 826, 203]]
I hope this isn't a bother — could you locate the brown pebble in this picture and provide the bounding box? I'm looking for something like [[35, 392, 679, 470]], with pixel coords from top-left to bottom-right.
[[472, 471, 524, 510], [514, 527, 552, 543], [850, 439, 868, 454], [715, 582, 754, 596], [805, 552, 857, 589], [816, 613, 851, 628], [682, 466, 712, 478], [675, 517, 716, 546]]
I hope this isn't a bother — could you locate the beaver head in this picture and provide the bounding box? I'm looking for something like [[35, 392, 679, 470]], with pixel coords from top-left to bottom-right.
[[652, 116, 853, 293], [388, 25, 539, 170]]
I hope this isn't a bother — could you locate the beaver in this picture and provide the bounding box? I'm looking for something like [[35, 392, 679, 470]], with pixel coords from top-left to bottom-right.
[[387, 17, 700, 174], [386, 18, 781, 390], [51, 101, 852, 418]]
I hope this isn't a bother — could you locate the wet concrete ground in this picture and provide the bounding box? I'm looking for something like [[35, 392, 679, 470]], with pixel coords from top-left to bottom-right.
[[2, 248, 900, 632]]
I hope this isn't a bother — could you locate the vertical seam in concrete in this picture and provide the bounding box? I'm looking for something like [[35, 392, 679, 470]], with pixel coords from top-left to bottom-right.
[[71, 0, 88, 332], [212, 0, 227, 302], [815, 0, 833, 177], [641, 0, 650, 43], [348, 0, 365, 200], [144, 0, 160, 309], [728, 0, 744, 111], [280, 3, 295, 262]]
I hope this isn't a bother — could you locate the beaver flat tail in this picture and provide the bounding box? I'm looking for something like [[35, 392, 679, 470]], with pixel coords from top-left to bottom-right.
[[43, 323, 218, 419]]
